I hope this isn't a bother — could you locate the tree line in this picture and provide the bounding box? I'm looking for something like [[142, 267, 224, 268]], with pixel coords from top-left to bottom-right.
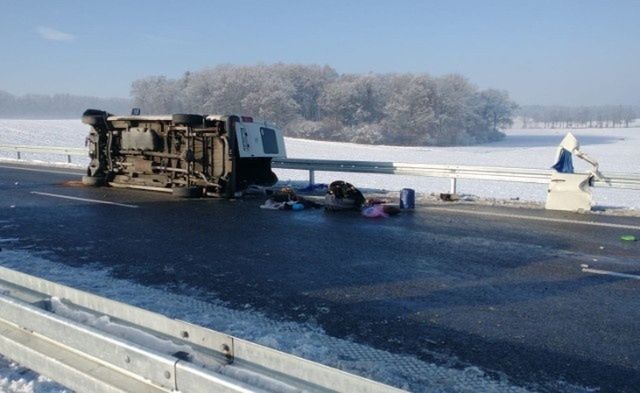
[[0, 90, 130, 119], [519, 105, 638, 129], [130, 64, 518, 146]]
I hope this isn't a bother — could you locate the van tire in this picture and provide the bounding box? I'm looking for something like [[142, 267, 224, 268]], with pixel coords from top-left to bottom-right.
[[82, 109, 108, 126], [83, 109, 107, 117], [173, 186, 202, 198], [82, 116, 101, 126], [172, 114, 204, 127]]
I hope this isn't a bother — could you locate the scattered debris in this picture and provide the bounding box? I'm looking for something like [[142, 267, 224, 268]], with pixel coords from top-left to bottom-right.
[[324, 181, 365, 212], [400, 188, 415, 209], [362, 204, 388, 218], [244, 185, 268, 195], [296, 183, 328, 193], [260, 187, 321, 211], [439, 193, 459, 202], [361, 202, 401, 218], [265, 181, 401, 219], [620, 235, 637, 242]]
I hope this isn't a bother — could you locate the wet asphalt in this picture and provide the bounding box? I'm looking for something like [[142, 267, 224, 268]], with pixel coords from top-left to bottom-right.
[[0, 163, 639, 392]]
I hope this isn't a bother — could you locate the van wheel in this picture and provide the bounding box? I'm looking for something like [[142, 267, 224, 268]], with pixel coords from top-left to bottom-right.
[[81, 175, 104, 187], [172, 114, 204, 127], [81, 109, 108, 126], [82, 116, 102, 126], [173, 186, 202, 198]]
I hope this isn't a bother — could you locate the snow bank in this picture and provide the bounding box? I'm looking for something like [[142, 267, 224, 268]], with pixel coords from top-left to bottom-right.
[[0, 356, 68, 393], [50, 297, 195, 361], [49, 298, 303, 393]]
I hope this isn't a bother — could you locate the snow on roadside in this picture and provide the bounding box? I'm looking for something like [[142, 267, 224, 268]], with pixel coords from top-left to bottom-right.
[[49, 298, 302, 393], [0, 356, 68, 393], [0, 247, 539, 393], [1, 119, 637, 208]]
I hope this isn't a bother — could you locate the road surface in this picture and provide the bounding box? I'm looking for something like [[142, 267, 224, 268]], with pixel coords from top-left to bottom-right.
[[0, 163, 639, 392]]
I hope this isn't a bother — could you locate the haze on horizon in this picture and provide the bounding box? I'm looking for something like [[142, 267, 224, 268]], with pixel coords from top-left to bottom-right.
[[0, 0, 638, 106]]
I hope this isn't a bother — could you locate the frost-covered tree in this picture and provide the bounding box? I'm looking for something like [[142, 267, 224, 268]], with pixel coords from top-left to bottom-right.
[[319, 74, 386, 127], [276, 64, 338, 121], [475, 89, 518, 131], [131, 76, 183, 114], [383, 74, 437, 145], [129, 63, 523, 146]]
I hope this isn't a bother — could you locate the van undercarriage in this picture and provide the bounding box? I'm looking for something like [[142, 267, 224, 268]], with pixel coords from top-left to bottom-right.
[[82, 110, 285, 198]]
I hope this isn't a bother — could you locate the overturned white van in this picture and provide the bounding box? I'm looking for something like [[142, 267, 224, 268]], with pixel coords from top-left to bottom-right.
[[81, 110, 286, 197]]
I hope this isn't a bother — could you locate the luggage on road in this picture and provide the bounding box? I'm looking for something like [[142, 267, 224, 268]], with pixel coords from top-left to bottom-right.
[[324, 181, 365, 211]]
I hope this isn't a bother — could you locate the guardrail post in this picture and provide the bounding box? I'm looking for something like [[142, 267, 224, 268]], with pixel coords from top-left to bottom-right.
[[308, 170, 315, 187], [16, 151, 21, 160], [67, 154, 71, 164], [450, 178, 457, 194]]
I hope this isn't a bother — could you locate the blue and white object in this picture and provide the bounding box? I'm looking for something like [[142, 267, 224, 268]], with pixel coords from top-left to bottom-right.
[[546, 133, 598, 212], [400, 188, 415, 209]]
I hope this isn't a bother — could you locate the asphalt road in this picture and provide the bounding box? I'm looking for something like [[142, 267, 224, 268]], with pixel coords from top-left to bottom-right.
[[1, 163, 639, 392]]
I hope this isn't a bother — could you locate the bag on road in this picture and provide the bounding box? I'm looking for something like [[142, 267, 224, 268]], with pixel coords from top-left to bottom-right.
[[324, 181, 365, 211]]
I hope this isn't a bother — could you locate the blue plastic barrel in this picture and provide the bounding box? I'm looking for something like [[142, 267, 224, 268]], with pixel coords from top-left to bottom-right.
[[400, 188, 415, 209]]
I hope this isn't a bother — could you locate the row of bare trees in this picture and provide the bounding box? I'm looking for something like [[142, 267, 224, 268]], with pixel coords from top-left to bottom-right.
[[0, 90, 130, 119], [519, 105, 638, 129]]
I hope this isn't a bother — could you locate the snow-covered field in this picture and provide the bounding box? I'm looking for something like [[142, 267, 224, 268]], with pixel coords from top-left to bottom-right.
[[1, 119, 638, 208]]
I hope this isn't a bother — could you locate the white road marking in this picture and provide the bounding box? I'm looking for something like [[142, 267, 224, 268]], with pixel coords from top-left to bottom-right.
[[0, 165, 82, 176], [30, 191, 139, 208], [581, 267, 640, 281], [425, 206, 640, 230]]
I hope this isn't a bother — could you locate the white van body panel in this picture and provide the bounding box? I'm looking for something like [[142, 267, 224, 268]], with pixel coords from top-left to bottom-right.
[[235, 120, 287, 159], [204, 115, 286, 159]]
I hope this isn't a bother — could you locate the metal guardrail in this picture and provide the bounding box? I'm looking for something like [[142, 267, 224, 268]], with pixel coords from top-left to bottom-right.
[[272, 158, 640, 192], [1, 144, 639, 192], [0, 266, 403, 393]]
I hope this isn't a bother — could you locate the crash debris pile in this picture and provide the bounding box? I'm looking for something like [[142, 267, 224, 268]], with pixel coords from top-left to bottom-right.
[[261, 181, 401, 218], [260, 188, 322, 211]]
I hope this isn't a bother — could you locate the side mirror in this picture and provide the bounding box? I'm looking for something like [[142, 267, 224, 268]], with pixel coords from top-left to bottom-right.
[[131, 108, 141, 116]]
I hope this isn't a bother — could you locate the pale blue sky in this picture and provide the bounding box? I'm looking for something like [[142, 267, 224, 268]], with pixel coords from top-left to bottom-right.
[[0, 0, 638, 105]]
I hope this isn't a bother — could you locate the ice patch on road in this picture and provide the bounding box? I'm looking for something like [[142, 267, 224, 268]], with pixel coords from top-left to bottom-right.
[[0, 247, 538, 393]]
